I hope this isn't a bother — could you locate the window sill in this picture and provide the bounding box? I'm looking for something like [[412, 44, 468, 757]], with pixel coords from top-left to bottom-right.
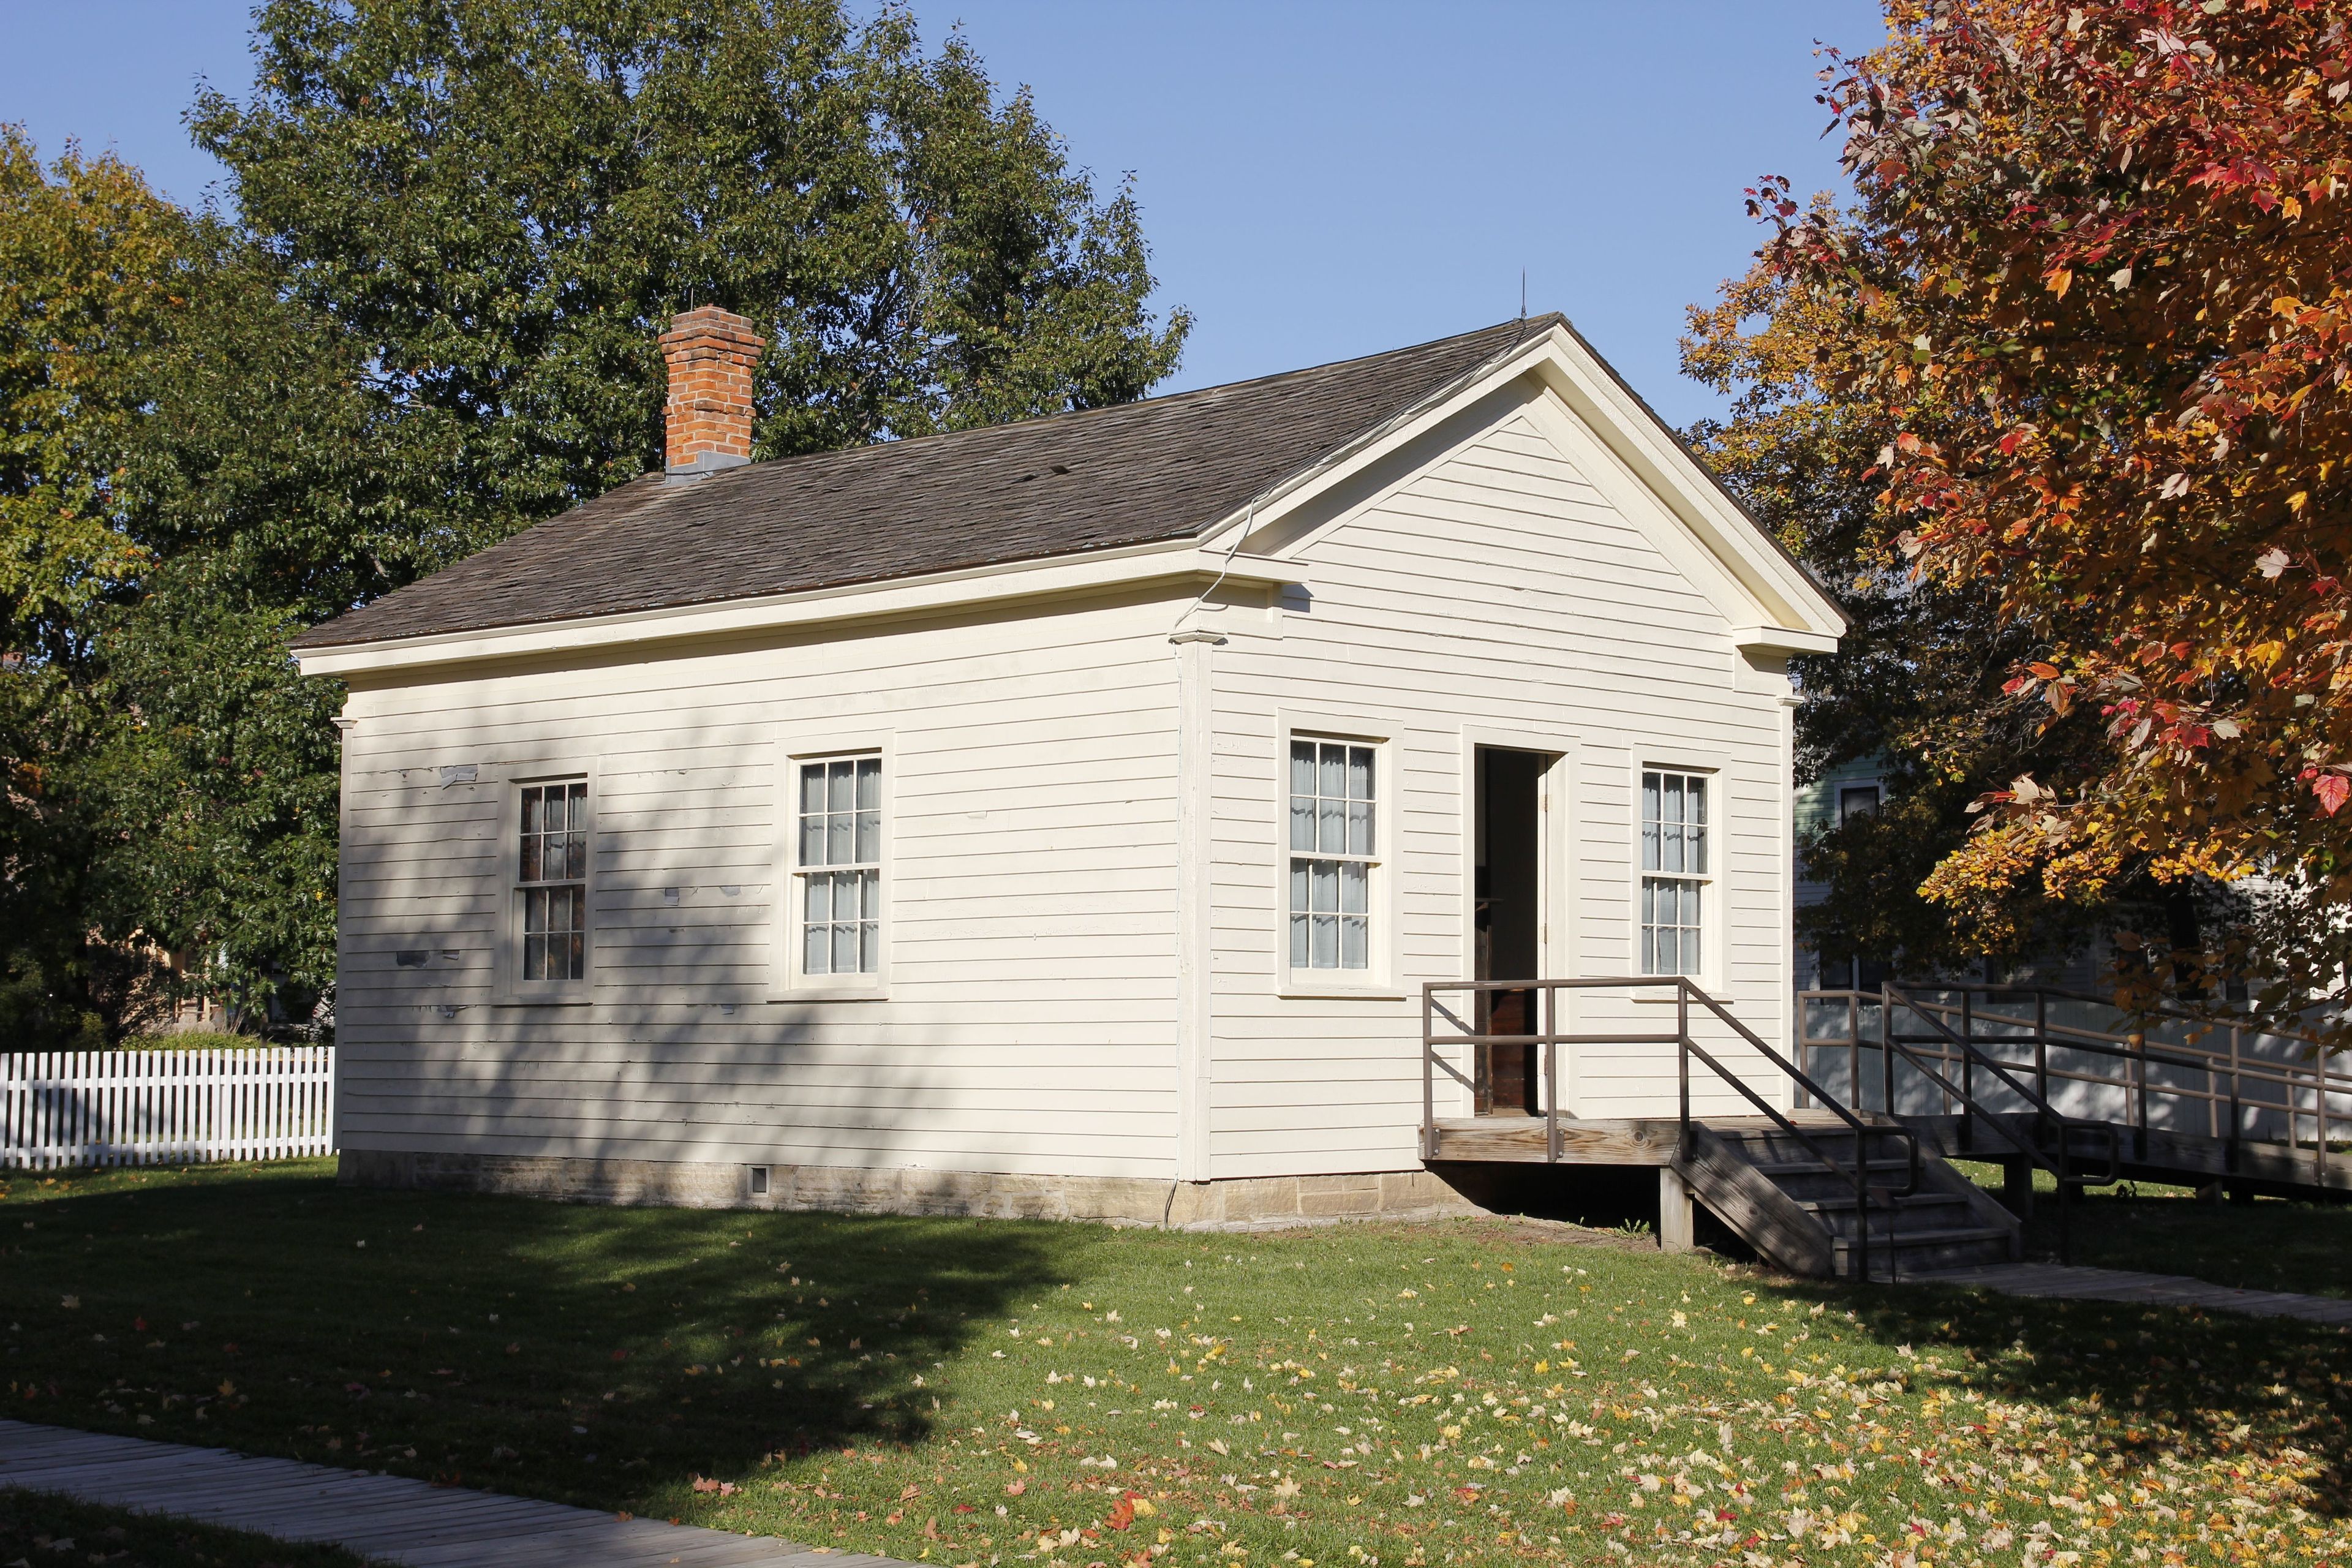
[[774, 984, 889, 1003], [1629, 987, 1718, 1005], [1278, 981, 1408, 1001]]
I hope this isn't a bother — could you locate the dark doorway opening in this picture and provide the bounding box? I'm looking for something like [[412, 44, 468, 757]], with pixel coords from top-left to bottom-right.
[[1475, 748, 1548, 1116]]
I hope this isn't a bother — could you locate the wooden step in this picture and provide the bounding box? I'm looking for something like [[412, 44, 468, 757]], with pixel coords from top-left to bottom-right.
[[1746, 1156, 1917, 1178], [1832, 1224, 2018, 1274]]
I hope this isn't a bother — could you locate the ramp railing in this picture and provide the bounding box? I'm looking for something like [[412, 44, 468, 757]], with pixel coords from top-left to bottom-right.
[[1799, 984, 2352, 1191]]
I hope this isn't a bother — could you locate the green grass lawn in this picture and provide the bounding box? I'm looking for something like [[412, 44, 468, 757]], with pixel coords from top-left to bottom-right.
[[4, 1161, 2349, 1568], [1950, 1161, 2352, 1298], [0, 1488, 377, 1568]]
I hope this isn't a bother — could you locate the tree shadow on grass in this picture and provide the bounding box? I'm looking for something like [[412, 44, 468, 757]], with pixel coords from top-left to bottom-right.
[[1817, 1275, 2352, 1518], [0, 1164, 1078, 1512]]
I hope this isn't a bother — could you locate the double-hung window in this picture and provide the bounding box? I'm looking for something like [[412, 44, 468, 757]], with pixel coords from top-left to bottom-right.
[[1640, 769, 1708, 977], [796, 755, 882, 978], [1288, 738, 1376, 971], [516, 778, 590, 987]]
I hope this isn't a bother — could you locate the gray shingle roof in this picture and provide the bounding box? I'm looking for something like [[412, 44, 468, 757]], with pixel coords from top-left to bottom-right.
[[292, 317, 1564, 650]]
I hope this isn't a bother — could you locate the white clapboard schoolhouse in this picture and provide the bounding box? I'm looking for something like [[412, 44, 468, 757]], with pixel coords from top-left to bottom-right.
[[291, 309, 1852, 1234]]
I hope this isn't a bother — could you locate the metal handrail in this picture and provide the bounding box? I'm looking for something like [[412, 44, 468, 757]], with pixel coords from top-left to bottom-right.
[[1422, 976, 1920, 1281]]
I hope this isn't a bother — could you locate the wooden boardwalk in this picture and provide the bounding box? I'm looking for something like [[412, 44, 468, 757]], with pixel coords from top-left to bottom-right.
[[0, 1420, 912, 1568], [1912, 1263, 2352, 1324]]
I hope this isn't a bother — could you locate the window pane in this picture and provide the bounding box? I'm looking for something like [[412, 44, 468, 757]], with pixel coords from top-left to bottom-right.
[[1289, 912, 1310, 968], [1319, 743, 1346, 802], [521, 788, 543, 837], [523, 933, 545, 981], [1311, 913, 1338, 969], [1348, 746, 1373, 801], [1291, 741, 1316, 797], [1640, 771, 1660, 870], [1291, 795, 1316, 853], [804, 873, 831, 924], [801, 763, 827, 818], [523, 888, 546, 934], [1689, 778, 1709, 875], [801, 815, 824, 867], [827, 807, 853, 866], [1311, 858, 1338, 914], [1339, 861, 1368, 915], [521, 831, 541, 883], [1341, 915, 1368, 970], [859, 921, 880, 973], [855, 810, 881, 863], [831, 920, 858, 974], [1289, 858, 1310, 916], [860, 868, 881, 919], [828, 758, 854, 813], [1348, 801, 1373, 856], [1317, 798, 1343, 854], [856, 756, 881, 810], [804, 919, 827, 974]]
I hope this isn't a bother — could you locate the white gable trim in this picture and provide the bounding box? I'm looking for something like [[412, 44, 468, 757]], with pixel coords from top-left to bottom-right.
[[1207, 323, 1844, 656]]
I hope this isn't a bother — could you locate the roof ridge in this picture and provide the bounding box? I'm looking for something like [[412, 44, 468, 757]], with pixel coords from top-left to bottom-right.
[[699, 315, 1562, 479]]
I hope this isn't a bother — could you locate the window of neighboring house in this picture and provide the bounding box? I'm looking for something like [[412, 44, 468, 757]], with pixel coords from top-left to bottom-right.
[[1289, 737, 1377, 971], [1640, 769, 1709, 976], [516, 778, 590, 986], [1838, 782, 1882, 824], [797, 754, 882, 978]]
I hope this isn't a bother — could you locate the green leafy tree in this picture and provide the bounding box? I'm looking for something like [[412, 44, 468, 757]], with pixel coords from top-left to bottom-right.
[[0, 128, 191, 1043], [194, 0, 1189, 529]]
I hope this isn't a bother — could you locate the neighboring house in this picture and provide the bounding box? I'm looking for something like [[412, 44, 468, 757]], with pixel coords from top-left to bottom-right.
[[1790, 759, 2114, 995], [1791, 755, 1888, 992], [290, 311, 1846, 1226]]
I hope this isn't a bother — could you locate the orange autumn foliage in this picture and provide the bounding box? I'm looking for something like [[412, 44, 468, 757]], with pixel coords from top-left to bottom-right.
[[1741, 0, 2352, 1021]]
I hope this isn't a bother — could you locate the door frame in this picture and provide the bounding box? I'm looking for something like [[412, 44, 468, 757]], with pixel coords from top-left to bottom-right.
[[1457, 726, 1578, 1119]]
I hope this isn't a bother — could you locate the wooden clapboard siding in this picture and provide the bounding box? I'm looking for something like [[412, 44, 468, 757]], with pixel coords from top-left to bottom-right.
[[334, 594, 1186, 1178], [1204, 395, 1793, 1178]]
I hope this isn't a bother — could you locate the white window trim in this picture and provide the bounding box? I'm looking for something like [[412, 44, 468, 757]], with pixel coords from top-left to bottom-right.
[[493, 764, 600, 1005], [1631, 759, 1722, 997], [773, 734, 893, 1001], [1276, 716, 1401, 1000]]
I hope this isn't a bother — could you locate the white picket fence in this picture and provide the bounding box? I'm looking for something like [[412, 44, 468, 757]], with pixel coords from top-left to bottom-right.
[[1, 1047, 336, 1170]]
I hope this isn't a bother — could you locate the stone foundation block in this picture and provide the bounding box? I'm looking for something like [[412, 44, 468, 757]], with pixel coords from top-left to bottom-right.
[[339, 1148, 1490, 1231]]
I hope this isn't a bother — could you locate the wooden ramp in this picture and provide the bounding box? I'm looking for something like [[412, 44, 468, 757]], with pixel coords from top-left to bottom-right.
[[1923, 1112, 2352, 1201], [1805, 984, 2352, 1203], [0, 1419, 909, 1568]]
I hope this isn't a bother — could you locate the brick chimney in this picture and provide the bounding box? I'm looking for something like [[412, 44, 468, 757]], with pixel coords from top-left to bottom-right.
[[659, 305, 766, 478]]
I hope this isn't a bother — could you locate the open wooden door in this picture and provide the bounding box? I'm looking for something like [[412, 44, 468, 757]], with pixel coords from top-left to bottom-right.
[[1474, 747, 1549, 1116]]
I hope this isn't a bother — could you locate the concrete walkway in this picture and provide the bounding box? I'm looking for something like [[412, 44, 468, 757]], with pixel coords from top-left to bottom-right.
[[1912, 1262, 2352, 1324], [0, 1420, 914, 1568]]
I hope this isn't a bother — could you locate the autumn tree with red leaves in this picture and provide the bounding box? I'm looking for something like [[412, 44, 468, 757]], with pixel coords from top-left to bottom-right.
[[1702, 0, 2352, 1027]]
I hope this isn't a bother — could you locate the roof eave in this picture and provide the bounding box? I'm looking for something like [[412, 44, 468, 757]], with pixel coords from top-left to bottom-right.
[[292, 532, 1298, 679]]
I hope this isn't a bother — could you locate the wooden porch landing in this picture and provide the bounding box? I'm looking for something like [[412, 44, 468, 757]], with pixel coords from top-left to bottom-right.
[[1427, 1112, 1869, 1166], [0, 1419, 909, 1568]]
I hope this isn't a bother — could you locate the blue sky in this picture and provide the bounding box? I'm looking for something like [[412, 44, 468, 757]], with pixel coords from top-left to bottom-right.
[[0, 1, 1880, 426]]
